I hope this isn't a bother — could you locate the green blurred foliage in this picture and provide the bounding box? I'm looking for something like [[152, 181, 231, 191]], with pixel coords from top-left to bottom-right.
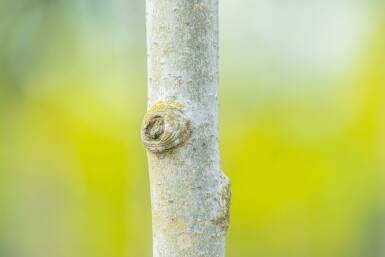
[[0, 0, 384, 257]]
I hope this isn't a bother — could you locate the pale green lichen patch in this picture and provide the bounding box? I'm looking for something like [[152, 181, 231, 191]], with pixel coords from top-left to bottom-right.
[[155, 100, 183, 108]]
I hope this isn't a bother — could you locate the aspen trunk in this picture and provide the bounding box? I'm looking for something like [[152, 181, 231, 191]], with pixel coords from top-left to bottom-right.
[[141, 0, 231, 256]]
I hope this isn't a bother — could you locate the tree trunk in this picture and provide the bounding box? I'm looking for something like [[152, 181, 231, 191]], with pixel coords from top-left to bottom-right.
[[141, 0, 231, 256]]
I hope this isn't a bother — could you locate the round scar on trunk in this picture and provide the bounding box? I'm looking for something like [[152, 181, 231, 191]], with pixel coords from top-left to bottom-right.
[[141, 101, 191, 153]]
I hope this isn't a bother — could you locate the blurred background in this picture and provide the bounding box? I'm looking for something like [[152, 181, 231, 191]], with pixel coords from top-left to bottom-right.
[[0, 0, 384, 256]]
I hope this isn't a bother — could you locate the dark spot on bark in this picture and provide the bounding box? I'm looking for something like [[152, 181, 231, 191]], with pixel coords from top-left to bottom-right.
[[145, 116, 164, 139]]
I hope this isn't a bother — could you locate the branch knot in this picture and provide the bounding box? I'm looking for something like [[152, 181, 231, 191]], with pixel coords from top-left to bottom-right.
[[141, 101, 191, 153]]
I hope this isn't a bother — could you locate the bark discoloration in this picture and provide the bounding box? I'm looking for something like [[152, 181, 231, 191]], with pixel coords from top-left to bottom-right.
[[177, 233, 192, 250]]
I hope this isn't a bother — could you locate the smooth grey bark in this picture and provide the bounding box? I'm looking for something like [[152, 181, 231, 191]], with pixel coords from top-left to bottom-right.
[[141, 0, 231, 256]]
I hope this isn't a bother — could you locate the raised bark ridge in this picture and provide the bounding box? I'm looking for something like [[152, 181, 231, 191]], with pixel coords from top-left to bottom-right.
[[144, 0, 231, 256]]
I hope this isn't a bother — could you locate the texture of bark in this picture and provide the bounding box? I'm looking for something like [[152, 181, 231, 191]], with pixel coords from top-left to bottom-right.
[[142, 0, 231, 256]]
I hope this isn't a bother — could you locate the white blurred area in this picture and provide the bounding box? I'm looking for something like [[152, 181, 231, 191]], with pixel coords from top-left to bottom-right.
[[221, 0, 377, 80]]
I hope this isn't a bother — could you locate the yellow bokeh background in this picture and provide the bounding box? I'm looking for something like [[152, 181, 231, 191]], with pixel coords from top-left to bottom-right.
[[1, 1, 384, 257]]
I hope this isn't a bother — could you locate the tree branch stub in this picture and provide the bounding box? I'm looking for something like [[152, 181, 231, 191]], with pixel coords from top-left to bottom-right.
[[141, 101, 192, 154]]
